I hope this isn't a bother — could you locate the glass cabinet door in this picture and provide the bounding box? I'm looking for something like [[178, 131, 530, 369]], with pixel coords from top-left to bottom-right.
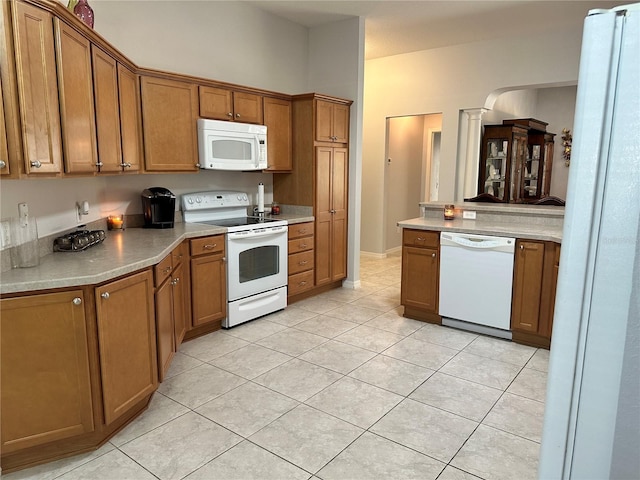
[[482, 137, 509, 201]]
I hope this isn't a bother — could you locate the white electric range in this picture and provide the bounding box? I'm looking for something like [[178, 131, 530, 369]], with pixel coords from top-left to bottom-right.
[[182, 191, 288, 328]]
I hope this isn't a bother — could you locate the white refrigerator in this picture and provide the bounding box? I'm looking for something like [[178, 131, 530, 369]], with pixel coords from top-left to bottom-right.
[[538, 3, 639, 479]]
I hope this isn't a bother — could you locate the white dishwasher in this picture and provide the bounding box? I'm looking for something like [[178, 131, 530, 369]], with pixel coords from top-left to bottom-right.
[[438, 232, 515, 338]]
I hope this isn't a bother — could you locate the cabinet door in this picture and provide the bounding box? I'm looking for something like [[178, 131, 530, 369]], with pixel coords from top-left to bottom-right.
[[95, 270, 157, 425], [0, 78, 8, 174], [141, 76, 199, 172], [331, 147, 348, 281], [315, 146, 333, 285], [12, 2, 63, 174], [199, 85, 232, 120], [55, 20, 98, 174], [263, 97, 292, 171], [315, 100, 334, 142], [233, 91, 263, 124], [332, 103, 349, 144], [401, 246, 439, 312], [117, 64, 142, 172], [1, 290, 94, 453], [155, 277, 174, 382], [190, 253, 226, 327], [511, 240, 545, 333], [92, 46, 122, 173], [172, 261, 187, 347]]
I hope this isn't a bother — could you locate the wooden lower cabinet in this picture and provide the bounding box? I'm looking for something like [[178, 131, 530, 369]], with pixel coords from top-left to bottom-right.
[[0, 290, 94, 454], [154, 243, 189, 381], [95, 270, 157, 425], [511, 240, 560, 348], [400, 229, 440, 323], [287, 222, 315, 299], [189, 235, 226, 334]]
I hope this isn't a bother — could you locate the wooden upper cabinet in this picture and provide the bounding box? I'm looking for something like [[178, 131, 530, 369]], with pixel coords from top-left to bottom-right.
[[263, 97, 292, 171], [117, 64, 142, 172], [91, 46, 121, 173], [0, 290, 94, 453], [199, 86, 263, 124], [315, 99, 349, 144], [141, 76, 199, 172], [12, 1, 63, 175], [55, 19, 98, 174]]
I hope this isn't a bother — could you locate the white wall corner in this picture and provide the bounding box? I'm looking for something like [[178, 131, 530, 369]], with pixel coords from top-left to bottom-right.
[[460, 108, 488, 200]]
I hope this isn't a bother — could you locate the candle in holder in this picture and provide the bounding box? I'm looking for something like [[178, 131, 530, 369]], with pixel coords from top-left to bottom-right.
[[443, 205, 455, 220], [107, 214, 124, 230]]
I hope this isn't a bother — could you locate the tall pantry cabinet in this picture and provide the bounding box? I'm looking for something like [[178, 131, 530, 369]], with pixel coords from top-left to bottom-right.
[[273, 94, 352, 296]]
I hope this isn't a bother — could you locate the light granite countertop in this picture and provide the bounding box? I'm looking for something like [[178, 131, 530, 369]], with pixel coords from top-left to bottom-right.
[[398, 217, 563, 242], [0, 214, 314, 295]]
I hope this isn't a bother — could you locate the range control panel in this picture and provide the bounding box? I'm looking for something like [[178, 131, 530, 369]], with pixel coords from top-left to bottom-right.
[[181, 191, 249, 212]]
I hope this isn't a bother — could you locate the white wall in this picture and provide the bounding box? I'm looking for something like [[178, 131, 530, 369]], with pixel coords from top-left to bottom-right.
[[361, 25, 584, 254], [1, 1, 311, 238], [482, 89, 539, 124]]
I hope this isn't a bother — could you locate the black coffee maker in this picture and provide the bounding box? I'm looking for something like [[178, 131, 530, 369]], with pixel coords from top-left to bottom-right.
[[141, 187, 175, 228]]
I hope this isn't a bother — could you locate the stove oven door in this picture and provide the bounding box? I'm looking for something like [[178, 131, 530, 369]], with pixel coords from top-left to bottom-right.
[[226, 226, 288, 301]]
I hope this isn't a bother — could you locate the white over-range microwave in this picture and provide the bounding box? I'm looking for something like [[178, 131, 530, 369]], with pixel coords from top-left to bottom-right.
[[197, 118, 267, 171]]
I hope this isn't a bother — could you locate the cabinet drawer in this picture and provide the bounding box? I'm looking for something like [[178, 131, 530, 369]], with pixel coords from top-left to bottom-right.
[[288, 236, 313, 254], [403, 229, 439, 248], [288, 270, 314, 296], [190, 235, 224, 256], [154, 255, 173, 287], [288, 222, 314, 240], [171, 241, 188, 267], [288, 250, 314, 275]]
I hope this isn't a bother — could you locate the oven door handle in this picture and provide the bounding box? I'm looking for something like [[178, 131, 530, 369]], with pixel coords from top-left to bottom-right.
[[228, 228, 287, 239]]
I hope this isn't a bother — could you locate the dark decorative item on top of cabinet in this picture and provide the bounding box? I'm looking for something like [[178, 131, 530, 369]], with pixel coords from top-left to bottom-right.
[[478, 119, 555, 203], [73, 0, 94, 28]]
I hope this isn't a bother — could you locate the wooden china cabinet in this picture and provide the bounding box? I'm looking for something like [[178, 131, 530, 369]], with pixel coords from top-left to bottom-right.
[[478, 119, 555, 203]]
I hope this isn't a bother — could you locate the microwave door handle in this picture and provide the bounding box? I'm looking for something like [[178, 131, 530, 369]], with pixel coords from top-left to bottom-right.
[[255, 134, 261, 169]]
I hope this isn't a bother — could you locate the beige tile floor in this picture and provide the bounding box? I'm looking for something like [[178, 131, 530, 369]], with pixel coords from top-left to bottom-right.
[[5, 252, 549, 480]]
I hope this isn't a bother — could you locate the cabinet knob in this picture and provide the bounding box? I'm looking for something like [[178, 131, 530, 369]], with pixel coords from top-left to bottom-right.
[[222, 257, 226, 263], [300, 281, 307, 286], [95, 161, 104, 167], [298, 229, 307, 234], [120, 162, 132, 168], [299, 260, 308, 265], [72, 297, 82, 305], [30, 160, 42, 168], [163, 266, 172, 274], [235, 113, 240, 118], [432, 253, 436, 258], [101, 292, 110, 299], [227, 112, 233, 117], [330, 209, 336, 214], [300, 243, 308, 248], [520, 245, 524, 250], [0, 160, 6, 169], [203, 244, 217, 250]]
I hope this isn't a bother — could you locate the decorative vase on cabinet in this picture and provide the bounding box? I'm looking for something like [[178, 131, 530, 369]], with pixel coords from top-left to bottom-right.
[[74, 0, 94, 28]]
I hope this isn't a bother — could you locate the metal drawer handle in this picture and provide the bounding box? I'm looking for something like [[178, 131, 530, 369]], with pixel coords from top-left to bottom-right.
[[299, 281, 307, 286], [120, 162, 132, 168], [95, 161, 103, 167], [73, 297, 82, 305], [300, 243, 308, 248], [298, 229, 307, 234], [30, 160, 42, 168], [163, 266, 172, 274], [172, 277, 180, 285], [203, 244, 217, 249], [416, 237, 425, 241], [101, 292, 110, 299], [299, 260, 308, 265]]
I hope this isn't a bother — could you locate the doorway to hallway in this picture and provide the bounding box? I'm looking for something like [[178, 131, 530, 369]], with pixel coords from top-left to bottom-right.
[[383, 113, 442, 253]]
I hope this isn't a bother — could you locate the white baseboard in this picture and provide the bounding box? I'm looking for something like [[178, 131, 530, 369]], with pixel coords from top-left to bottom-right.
[[385, 246, 402, 255], [360, 251, 387, 259], [342, 279, 361, 290]]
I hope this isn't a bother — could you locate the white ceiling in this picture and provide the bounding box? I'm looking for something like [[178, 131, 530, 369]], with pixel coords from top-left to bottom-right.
[[248, 1, 622, 59]]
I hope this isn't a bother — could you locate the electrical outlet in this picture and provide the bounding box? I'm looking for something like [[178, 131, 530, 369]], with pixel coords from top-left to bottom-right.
[[463, 210, 477, 220], [18, 202, 28, 226], [0, 220, 12, 250]]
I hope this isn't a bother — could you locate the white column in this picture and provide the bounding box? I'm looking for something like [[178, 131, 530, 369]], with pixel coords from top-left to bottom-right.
[[460, 108, 488, 200]]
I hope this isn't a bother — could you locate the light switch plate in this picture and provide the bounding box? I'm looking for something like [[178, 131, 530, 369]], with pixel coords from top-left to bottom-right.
[[463, 210, 477, 219]]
